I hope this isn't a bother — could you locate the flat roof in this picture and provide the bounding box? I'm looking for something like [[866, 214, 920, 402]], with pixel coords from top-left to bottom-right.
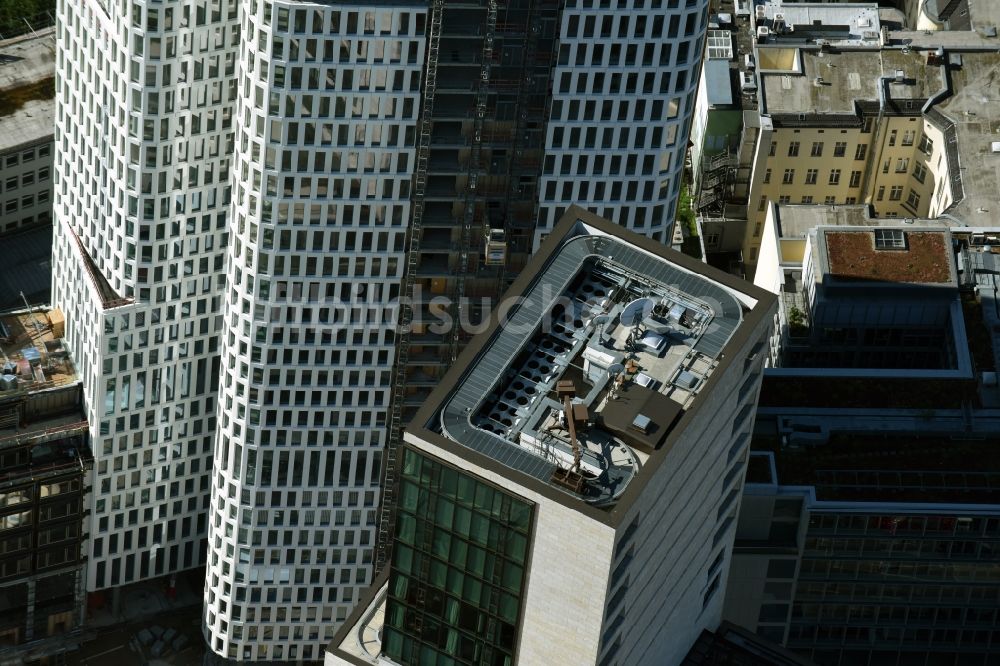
[[935, 51, 1000, 228], [773, 204, 948, 240], [411, 207, 776, 522], [758, 1, 882, 48], [760, 47, 941, 117], [819, 228, 955, 285], [0, 28, 55, 153], [759, 375, 976, 410]]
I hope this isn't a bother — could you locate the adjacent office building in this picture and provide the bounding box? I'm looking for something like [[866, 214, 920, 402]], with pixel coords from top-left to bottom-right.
[[329, 209, 777, 666], [0, 28, 56, 235], [726, 420, 1000, 666], [51, 0, 713, 660]]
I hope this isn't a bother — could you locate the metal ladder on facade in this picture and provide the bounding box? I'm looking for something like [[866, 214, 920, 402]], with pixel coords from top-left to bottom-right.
[[449, 0, 498, 364], [375, 0, 445, 575], [497, 3, 541, 294]]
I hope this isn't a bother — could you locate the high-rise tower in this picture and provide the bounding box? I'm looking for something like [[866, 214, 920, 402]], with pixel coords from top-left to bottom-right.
[[52, 0, 236, 592], [329, 207, 777, 666], [51, 0, 709, 661], [379, 0, 712, 573], [202, 2, 425, 661]]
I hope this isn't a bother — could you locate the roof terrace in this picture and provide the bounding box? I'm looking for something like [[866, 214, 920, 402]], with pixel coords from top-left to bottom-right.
[[432, 217, 756, 507]]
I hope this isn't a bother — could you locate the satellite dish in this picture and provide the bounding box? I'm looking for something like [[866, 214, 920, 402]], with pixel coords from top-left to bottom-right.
[[592, 314, 610, 326], [608, 363, 626, 376], [620, 298, 655, 327]]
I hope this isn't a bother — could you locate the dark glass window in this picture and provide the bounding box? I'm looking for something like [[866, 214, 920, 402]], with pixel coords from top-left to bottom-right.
[[383, 448, 534, 666]]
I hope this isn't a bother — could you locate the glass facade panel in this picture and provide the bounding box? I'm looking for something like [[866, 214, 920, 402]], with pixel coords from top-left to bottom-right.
[[785, 510, 1000, 666], [384, 448, 534, 666]]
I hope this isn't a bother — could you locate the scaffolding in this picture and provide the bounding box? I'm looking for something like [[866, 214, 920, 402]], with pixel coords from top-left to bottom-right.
[[375, 0, 558, 573], [451, 0, 498, 364], [375, 0, 444, 574]]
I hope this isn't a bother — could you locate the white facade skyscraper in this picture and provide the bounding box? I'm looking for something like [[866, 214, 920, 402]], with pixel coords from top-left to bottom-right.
[[538, 0, 709, 246], [51, 0, 709, 661], [202, 2, 425, 661], [52, 0, 235, 591], [52, 0, 424, 660]]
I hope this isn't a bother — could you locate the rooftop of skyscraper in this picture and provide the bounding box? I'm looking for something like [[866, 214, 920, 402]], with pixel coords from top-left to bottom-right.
[[415, 206, 774, 514]]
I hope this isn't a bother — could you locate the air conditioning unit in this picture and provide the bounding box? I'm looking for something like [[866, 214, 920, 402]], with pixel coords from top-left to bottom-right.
[[757, 25, 770, 41]]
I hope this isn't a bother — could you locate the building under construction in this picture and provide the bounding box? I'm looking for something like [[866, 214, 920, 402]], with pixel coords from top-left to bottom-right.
[[0, 308, 91, 662]]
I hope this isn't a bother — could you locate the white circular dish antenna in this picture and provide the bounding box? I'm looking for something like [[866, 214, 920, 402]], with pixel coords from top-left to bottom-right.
[[608, 363, 626, 376], [620, 298, 655, 327]]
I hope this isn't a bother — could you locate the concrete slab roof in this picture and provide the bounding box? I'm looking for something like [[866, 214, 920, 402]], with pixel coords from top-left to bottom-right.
[[760, 47, 942, 117], [0, 28, 55, 153], [935, 51, 1000, 227], [773, 205, 948, 240]]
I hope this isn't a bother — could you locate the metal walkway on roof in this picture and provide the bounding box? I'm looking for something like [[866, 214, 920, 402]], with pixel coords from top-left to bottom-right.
[[438, 224, 745, 489]]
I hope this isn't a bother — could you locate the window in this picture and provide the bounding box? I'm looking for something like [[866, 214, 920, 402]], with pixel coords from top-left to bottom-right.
[[902, 130, 916, 146], [778, 195, 791, 204], [762, 168, 771, 184], [805, 169, 818, 185], [828, 169, 841, 185], [888, 130, 897, 147], [918, 135, 934, 155], [874, 229, 906, 249], [383, 449, 532, 665], [768, 143, 776, 157], [824, 196, 836, 205], [833, 141, 847, 157], [810, 142, 823, 157], [889, 185, 903, 201], [782, 169, 795, 184], [854, 144, 867, 160], [912, 162, 927, 184], [895, 158, 909, 173], [849, 170, 862, 188], [876, 186, 885, 200], [906, 189, 921, 209], [787, 141, 800, 157], [800, 196, 813, 204]]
